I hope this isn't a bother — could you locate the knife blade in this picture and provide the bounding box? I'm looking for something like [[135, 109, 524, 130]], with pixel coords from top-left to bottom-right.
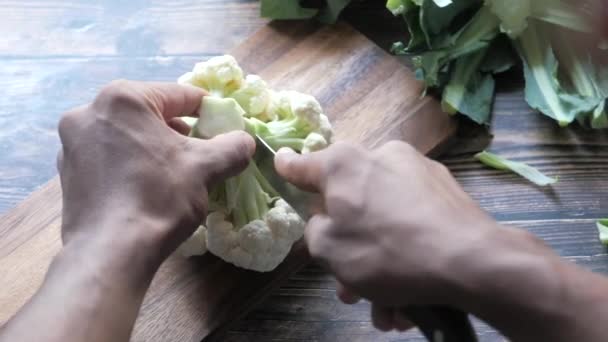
[[254, 135, 478, 342]]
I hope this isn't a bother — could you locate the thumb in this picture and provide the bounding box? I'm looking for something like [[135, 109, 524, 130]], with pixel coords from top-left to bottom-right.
[[274, 148, 326, 193], [192, 131, 255, 185]]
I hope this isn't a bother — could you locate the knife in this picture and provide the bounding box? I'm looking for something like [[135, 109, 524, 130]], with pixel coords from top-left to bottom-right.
[[255, 135, 478, 342]]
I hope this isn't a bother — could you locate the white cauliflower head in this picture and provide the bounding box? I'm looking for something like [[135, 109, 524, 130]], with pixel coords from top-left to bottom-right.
[[176, 55, 334, 273]]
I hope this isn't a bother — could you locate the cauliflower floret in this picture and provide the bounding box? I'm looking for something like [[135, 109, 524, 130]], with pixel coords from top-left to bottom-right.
[[265, 91, 325, 139], [266, 199, 306, 243], [317, 114, 334, 142], [267, 90, 292, 119], [177, 225, 208, 257], [204, 202, 305, 272], [228, 247, 254, 270], [191, 55, 244, 97], [206, 212, 239, 256], [239, 220, 274, 253], [302, 132, 328, 154], [229, 75, 271, 117], [289, 91, 323, 130]]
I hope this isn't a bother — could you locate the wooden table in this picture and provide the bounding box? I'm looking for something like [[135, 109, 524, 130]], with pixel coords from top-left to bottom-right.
[[1, 1, 607, 341]]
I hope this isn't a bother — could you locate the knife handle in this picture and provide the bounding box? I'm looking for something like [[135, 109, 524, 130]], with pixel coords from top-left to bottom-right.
[[401, 306, 477, 342]]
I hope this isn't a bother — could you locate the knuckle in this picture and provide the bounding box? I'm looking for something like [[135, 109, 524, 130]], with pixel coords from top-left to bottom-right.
[[304, 218, 331, 260], [327, 192, 366, 221], [326, 142, 361, 172], [94, 80, 143, 112], [230, 136, 253, 164], [380, 140, 415, 155], [57, 109, 82, 141]]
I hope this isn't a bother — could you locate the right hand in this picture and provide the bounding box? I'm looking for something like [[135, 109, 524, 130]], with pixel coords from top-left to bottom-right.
[[274, 141, 501, 329]]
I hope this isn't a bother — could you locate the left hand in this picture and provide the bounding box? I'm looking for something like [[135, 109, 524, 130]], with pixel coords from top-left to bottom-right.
[[57, 80, 255, 264]]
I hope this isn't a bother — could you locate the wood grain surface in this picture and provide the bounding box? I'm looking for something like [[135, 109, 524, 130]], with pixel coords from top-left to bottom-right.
[[1, 1, 607, 342], [0, 11, 456, 342]]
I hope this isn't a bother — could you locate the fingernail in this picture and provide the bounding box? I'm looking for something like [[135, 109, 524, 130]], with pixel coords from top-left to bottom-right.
[[276, 147, 296, 155]]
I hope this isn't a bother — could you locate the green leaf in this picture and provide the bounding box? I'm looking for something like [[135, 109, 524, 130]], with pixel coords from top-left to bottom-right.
[[590, 101, 608, 129], [442, 48, 495, 124], [558, 40, 608, 129], [475, 151, 557, 187], [403, 7, 429, 52], [419, 0, 482, 48], [387, 1, 428, 53], [414, 6, 499, 87], [486, 0, 532, 38], [260, 0, 318, 19], [486, 0, 592, 39], [516, 21, 597, 127], [597, 219, 608, 246]]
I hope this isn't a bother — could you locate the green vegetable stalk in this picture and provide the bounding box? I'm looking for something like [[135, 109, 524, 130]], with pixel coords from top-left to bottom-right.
[[475, 151, 557, 187]]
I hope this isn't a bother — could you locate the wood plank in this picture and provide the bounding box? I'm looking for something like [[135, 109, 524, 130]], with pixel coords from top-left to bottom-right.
[[0, 21, 456, 342], [0, 0, 266, 57]]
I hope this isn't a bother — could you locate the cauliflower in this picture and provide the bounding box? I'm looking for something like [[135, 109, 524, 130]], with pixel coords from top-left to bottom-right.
[[178, 55, 244, 97], [265, 91, 324, 138], [206, 200, 305, 272], [302, 132, 328, 154], [317, 114, 333, 142], [176, 55, 333, 272], [177, 225, 207, 257], [193, 97, 246, 139], [229, 75, 271, 118]]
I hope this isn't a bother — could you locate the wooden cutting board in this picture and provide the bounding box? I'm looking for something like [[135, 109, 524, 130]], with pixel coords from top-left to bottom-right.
[[0, 21, 456, 341]]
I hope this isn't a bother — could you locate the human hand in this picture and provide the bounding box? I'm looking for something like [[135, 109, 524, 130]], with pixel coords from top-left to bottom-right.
[[57, 80, 254, 262], [274, 141, 499, 329]]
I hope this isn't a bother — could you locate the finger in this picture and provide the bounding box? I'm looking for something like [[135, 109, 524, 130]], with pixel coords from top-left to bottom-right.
[[336, 282, 361, 305], [274, 148, 326, 193], [393, 310, 414, 332], [168, 117, 193, 136], [140, 82, 206, 120], [194, 131, 256, 185], [371, 305, 394, 332], [304, 214, 334, 262]]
